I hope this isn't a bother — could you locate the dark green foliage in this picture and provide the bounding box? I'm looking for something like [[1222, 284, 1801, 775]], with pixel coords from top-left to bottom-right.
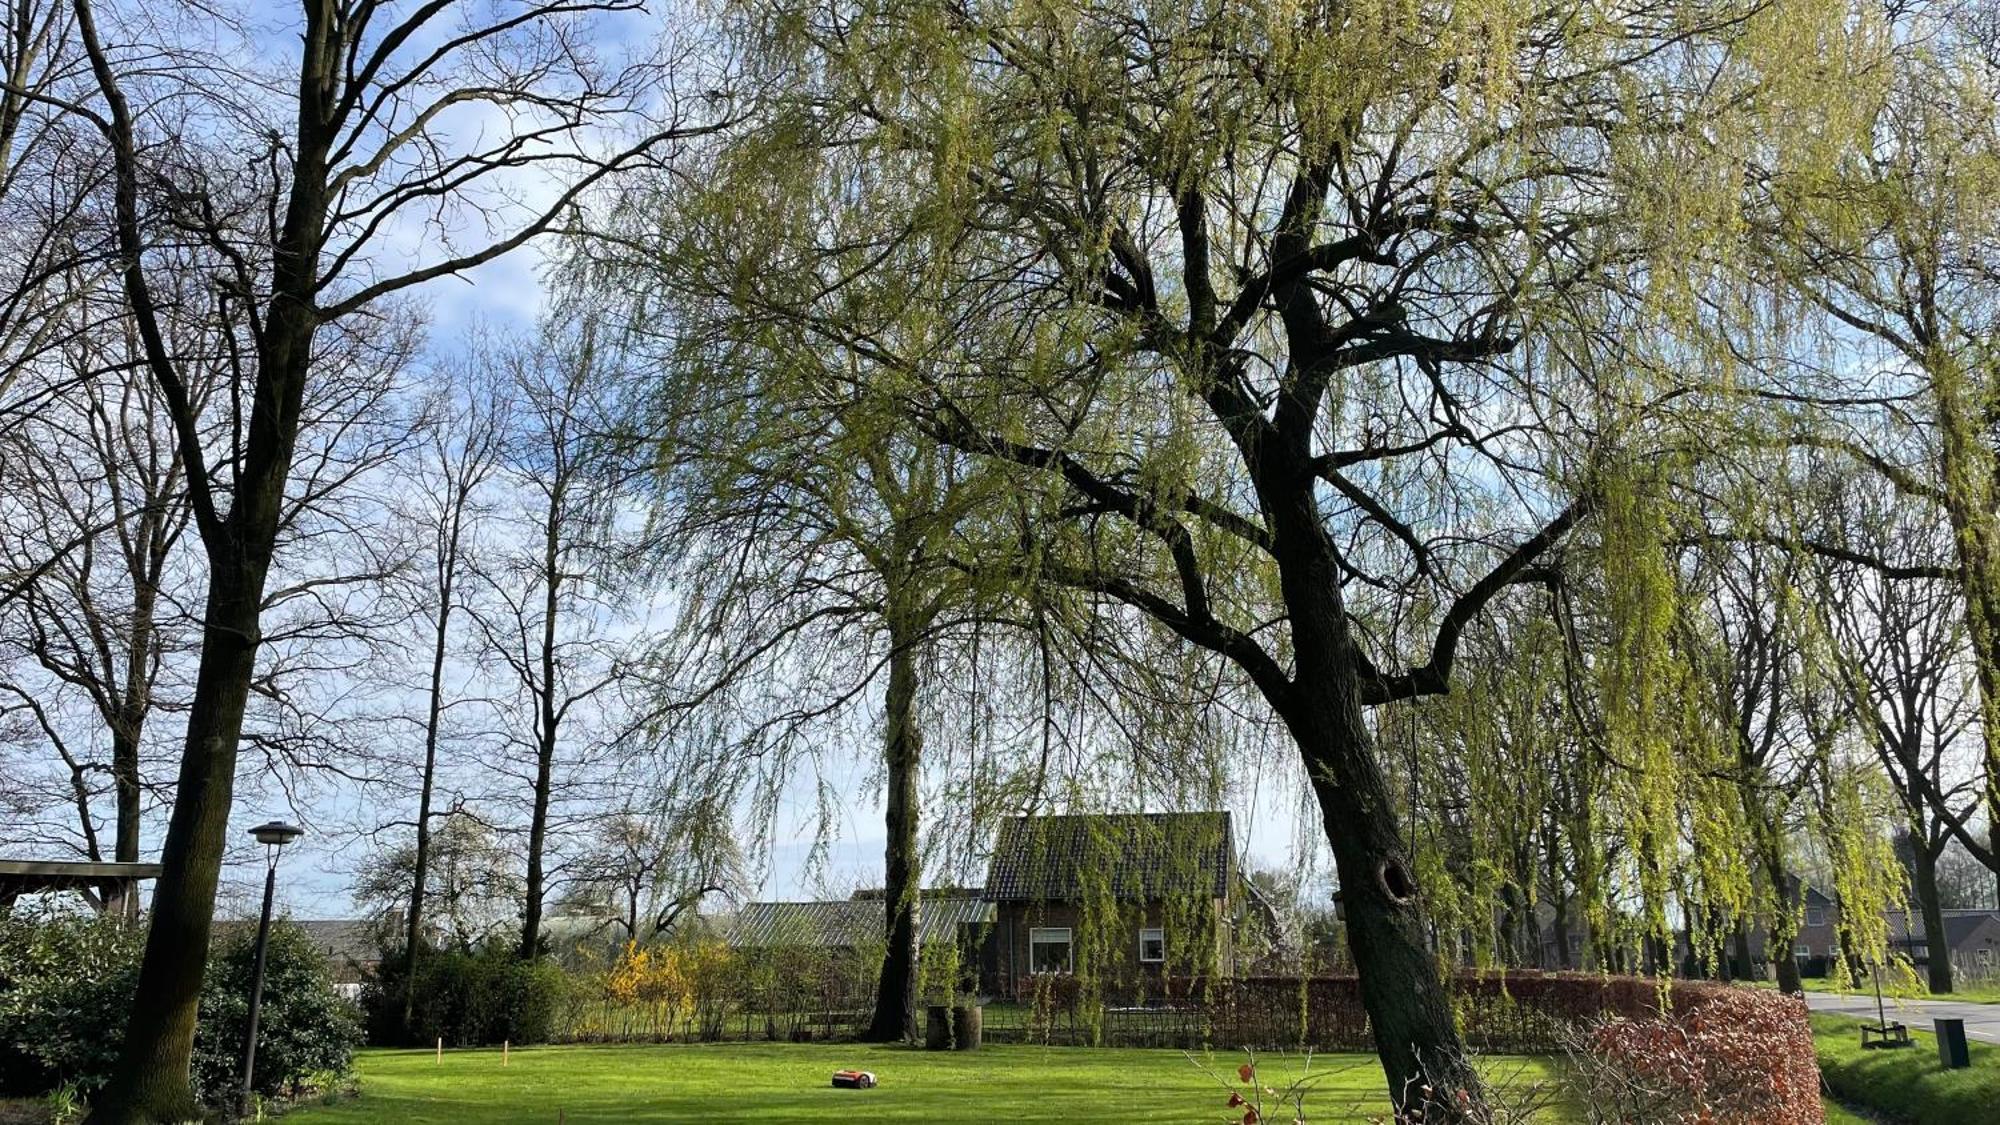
[[0, 910, 144, 1095], [0, 911, 359, 1104], [361, 943, 569, 1047], [1813, 1013, 1999, 1124], [194, 920, 363, 1102]]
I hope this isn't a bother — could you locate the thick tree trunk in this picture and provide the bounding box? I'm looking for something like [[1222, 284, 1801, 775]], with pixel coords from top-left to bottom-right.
[[1256, 454, 1480, 1119], [865, 609, 922, 1042], [1287, 699, 1480, 1115], [90, 564, 265, 1122], [1770, 869, 1804, 995], [1743, 781, 1803, 994], [1733, 922, 1753, 983], [1911, 841, 1953, 994]]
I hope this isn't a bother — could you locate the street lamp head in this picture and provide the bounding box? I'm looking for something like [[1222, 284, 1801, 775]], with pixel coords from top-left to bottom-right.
[[248, 820, 304, 848]]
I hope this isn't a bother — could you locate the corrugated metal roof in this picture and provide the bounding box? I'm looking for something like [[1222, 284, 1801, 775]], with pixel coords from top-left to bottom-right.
[[984, 812, 1234, 902], [726, 894, 993, 948]]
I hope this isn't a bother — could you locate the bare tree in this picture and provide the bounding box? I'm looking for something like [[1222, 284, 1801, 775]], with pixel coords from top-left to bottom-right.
[[467, 316, 632, 963], [1819, 473, 1981, 992], [382, 354, 505, 1025], [45, 1, 724, 1115]]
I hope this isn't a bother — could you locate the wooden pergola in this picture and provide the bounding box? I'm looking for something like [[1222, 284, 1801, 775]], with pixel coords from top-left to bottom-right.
[[0, 859, 162, 919]]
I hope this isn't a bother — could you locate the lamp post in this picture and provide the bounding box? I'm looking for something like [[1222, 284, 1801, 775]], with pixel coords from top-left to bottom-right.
[[241, 820, 303, 1116]]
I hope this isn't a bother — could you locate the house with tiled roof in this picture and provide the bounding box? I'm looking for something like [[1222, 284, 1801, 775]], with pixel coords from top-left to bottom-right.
[[982, 811, 1237, 995], [726, 811, 1242, 997]]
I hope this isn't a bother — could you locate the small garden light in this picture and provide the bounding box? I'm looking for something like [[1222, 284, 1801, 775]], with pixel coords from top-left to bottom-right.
[[242, 819, 304, 1114]]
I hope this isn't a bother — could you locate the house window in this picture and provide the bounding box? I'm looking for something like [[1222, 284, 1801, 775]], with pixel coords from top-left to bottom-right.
[[1138, 927, 1165, 963], [1805, 907, 1825, 928], [1794, 944, 1810, 963], [1029, 927, 1072, 974]]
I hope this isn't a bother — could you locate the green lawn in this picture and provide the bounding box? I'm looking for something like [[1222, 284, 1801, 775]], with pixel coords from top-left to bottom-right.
[[1812, 1013, 2000, 1124], [281, 1042, 1565, 1123]]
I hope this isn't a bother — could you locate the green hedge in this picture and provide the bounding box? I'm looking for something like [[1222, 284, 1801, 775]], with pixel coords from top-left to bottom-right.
[[360, 943, 569, 1047], [0, 910, 359, 1105], [1812, 1013, 2000, 1124]]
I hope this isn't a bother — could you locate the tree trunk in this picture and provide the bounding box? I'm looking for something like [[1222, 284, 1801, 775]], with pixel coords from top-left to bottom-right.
[[1743, 782, 1803, 994], [404, 582, 456, 1026], [1733, 922, 1753, 983], [1287, 698, 1479, 1115], [865, 607, 922, 1042], [1770, 867, 1804, 995], [1257, 459, 1480, 1119], [1912, 841, 1953, 994], [1551, 894, 1572, 970], [520, 479, 565, 962], [90, 563, 266, 1122], [520, 723, 556, 961], [1928, 365, 2000, 908]]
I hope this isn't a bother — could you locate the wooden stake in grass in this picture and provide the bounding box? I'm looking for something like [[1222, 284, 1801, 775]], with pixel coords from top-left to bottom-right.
[[436, 1037, 442, 1064], [503, 1040, 510, 1067]]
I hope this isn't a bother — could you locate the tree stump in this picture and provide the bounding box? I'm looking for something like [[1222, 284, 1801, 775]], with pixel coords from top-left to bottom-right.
[[924, 1005, 952, 1049], [950, 1004, 981, 1050]]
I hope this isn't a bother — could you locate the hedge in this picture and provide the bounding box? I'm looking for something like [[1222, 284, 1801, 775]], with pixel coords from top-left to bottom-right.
[[1813, 1012, 2000, 1124], [360, 943, 569, 1047], [1577, 988, 1821, 1124], [996, 971, 1773, 1053]]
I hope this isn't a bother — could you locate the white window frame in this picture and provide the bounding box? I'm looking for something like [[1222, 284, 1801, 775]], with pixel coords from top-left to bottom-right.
[[1138, 926, 1166, 963], [1805, 907, 1826, 928], [1029, 927, 1073, 974]]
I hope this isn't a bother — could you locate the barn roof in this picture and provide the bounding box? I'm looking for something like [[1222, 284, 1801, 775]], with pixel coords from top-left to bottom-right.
[[726, 893, 992, 949], [983, 812, 1234, 902]]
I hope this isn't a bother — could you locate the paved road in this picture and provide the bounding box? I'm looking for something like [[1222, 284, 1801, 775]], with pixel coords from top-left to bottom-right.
[[1804, 990, 2000, 1044]]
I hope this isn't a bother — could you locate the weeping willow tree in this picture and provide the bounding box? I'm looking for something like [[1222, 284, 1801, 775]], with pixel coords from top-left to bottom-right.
[[577, 1, 1886, 1113], [1743, 0, 2000, 898], [583, 169, 1243, 1043], [582, 263, 1030, 1039]]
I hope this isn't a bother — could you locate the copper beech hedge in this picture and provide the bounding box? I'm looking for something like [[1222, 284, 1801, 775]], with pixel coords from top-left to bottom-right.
[[1002, 972, 1815, 1058], [1578, 988, 1821, 1124]]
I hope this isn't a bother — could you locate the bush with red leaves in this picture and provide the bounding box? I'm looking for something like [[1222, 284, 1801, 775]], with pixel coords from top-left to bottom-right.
[[1570, 989, 1823, 1124]]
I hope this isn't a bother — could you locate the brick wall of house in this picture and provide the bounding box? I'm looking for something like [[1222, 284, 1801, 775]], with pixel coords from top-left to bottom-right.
[[988, 898, 1227, 996]]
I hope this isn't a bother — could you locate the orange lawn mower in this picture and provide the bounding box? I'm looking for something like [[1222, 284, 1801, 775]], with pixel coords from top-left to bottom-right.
[[830, 1070, 878, 1089]]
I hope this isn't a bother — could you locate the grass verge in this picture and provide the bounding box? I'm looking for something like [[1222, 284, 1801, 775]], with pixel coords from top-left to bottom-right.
[[1812, 1013, 1998, 1124]]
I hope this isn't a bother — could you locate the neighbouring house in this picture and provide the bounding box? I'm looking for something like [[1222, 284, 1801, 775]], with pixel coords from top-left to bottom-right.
[[983, 811, 1238, 996], [217, 913, 396, 1000], [1791, 885, 1842, 975], [1887, 908, 2000, 981], [727, 810, 1244, 999]]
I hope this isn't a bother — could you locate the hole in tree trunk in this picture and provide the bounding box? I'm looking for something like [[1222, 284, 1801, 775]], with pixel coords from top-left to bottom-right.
[[1377, 858, 1416, 905]]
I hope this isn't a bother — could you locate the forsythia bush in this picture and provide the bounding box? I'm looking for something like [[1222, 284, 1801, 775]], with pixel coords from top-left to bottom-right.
[[603, 939, 735, 1039], [1570, 989, 1823, 1124]]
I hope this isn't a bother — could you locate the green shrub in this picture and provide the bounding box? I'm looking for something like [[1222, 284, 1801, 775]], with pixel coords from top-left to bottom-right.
[[193, 919, 362, 1103], [1813, 1012, 2000, 1124], [361, 942, 572, 1047], [0, 910, 144, 1096], [0, 909, 359, 1106]]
